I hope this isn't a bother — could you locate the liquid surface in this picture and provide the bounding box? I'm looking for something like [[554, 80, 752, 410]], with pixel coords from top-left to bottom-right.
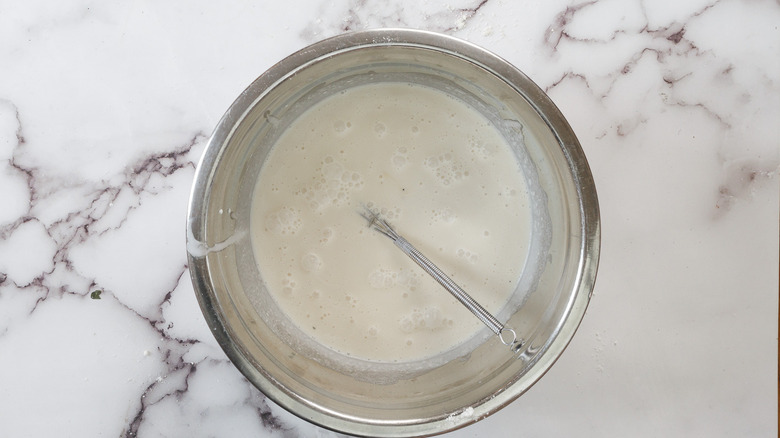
[[250, 82, 531, 362]]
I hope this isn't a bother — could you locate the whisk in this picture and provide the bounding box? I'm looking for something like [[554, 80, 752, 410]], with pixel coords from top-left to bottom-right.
[[360, 206, 521, 350]]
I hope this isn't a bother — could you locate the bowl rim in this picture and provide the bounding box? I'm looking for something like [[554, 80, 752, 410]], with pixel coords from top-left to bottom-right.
[[187, 28, 600, 437]]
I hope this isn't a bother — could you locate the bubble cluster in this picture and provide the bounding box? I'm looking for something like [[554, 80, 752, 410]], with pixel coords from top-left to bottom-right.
[[456, 248, 479, 264], [391, 146, 409, 169], [424, 152, 469, 186], [368, 267, 420, 293], [398, 306, 454, 333], [281, 275, 296, 294], [469, 136, 494, 160], [300, 252, 322, 273], [332, 120, 352, 133], [265, 206, 302, 236], [364, 202, 401, 220], [344, 294, 359, 308], [318, 227, 334, 244], [297, 156, 364, 212], [368, 268, 395, 289], [430, 207, 457, 224]]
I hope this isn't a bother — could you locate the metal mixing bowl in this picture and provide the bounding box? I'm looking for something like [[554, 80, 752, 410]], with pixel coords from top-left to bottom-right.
[[187, 29, 600, 437]]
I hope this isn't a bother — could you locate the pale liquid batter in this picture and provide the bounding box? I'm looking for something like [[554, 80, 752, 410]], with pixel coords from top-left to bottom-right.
[[250, 82, 531, 363]]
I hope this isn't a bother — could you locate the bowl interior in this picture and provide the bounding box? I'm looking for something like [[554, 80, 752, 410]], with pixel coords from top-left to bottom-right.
[[187, 30, 598, 437]]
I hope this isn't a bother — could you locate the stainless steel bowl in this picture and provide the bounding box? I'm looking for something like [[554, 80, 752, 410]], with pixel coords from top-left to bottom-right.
[[187, 29, 599, 437]]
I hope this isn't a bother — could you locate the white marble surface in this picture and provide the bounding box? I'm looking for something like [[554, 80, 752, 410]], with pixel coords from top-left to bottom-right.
[[0, 0, 777, 436]]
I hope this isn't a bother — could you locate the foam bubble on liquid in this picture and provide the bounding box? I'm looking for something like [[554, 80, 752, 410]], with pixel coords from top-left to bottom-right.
[[368, 266, 420, 293], [424, 152, 469, 186], [374, 121, 387, 137], [398, 306, 454, 333], [281, 276, 296, 294], [265, 206, 302, 236], [365, 202, 401, 220], [398, 270, 420, 293], [456, 248, 479, 264], [469, 136, 495, 160], [301, 252, 322, 273], [368, 268, 396, 289], [319, 227, 334, 244], [332, 120, 352, 133], [344, 294, 359, 309], [391, 146, 409, 170], [430, 207, 457, 225], [300, 157, 364, 212]]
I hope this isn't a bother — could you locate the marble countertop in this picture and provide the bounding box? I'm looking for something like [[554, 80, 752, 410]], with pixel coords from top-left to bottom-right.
[[1, 1, 777, 436]]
